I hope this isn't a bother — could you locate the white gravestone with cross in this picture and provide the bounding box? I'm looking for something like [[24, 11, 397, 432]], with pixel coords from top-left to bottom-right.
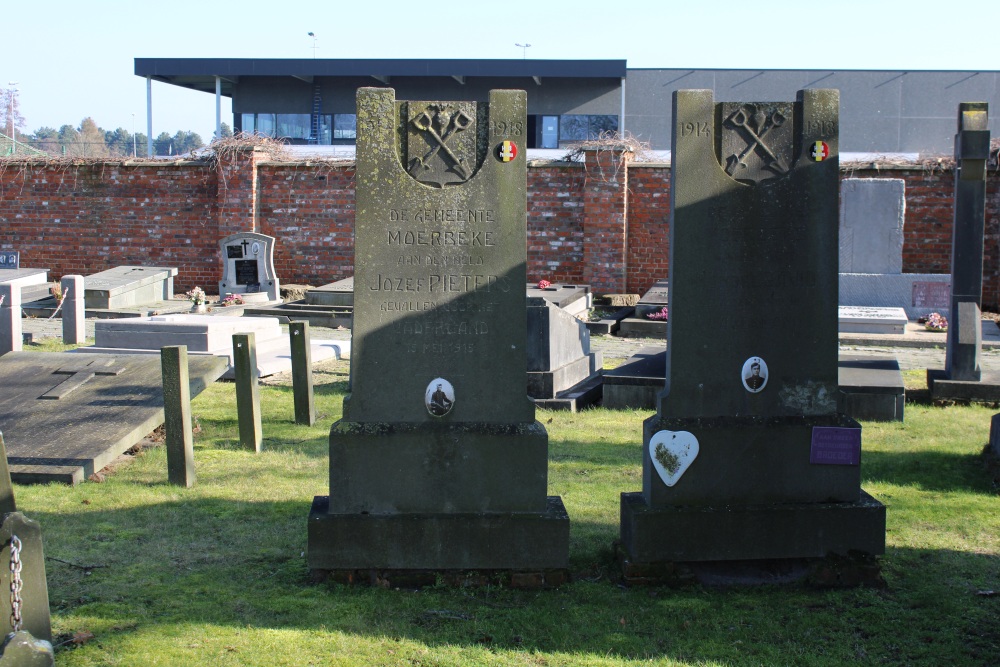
[[218, 232, 281, 303]]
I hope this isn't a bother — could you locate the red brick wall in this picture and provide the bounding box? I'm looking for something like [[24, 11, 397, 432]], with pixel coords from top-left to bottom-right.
[[526, 163, 585, 285], [2, 156, 999, 309], [626, 164, 671, 295], [257, 162, 356, 287], [0, 161, 220, 288]]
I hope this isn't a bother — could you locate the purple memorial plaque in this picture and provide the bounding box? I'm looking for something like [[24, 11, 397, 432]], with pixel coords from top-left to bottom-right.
[[810, 427, 862, 466], [912, 281, 950, 309]]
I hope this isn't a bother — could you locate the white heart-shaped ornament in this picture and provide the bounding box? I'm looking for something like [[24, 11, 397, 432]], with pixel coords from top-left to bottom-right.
[[648, 430, 699, 487]]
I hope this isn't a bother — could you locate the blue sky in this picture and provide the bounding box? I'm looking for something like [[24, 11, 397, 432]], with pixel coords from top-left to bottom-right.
[[5, 0, 998, 142]]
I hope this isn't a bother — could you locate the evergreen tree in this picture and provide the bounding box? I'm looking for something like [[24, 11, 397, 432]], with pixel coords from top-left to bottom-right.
[[153, 132, 173, 155], [0, 87, 26, 139]]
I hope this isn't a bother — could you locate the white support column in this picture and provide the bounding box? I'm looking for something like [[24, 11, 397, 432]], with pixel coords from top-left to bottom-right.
[[146, 76, 153, 156], [215, 76, 222, 141], [620, 76, 626, 136]]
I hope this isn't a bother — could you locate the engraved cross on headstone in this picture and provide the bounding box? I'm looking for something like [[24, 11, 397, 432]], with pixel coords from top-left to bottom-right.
[[39, 358, 128, 400], [241, 239, 250, 255]]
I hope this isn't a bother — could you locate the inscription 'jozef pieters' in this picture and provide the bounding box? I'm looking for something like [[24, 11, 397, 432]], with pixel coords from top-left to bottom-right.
[[369, 274, 511, 292]]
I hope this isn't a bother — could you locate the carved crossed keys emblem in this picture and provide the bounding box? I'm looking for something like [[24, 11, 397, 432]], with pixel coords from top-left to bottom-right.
[[409, 105, 474, 187], [725, 106, 789, 178]]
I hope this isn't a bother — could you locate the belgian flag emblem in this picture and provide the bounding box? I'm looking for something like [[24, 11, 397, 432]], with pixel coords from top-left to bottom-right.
[[810, 141, 830, 162], [495, 140, 518, 163]]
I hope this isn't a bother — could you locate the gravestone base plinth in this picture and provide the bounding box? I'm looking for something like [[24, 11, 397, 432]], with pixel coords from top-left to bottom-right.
[[236, 291, 276, 305], [307, 495, 569, 572], [327, 421, 550, 513], [641, 415, 863, 506], [927, 369, 1000, 402], [619, 491, 885, 577]]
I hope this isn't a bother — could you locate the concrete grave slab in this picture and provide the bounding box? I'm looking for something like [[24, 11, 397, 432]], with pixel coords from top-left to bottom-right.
[[242, 276, 355, 328], [525, 283, 592, 318], [85, 314, 349, 378], [0, 268, 50, 305], [840, 273, 951, 319], [84, 265, 177, 309], [838, 355, 905, 422], [0, 352, 226, 484], [526, 297, 602, 407], [838, 306, 908, 334], [618, 279, 668, 338]]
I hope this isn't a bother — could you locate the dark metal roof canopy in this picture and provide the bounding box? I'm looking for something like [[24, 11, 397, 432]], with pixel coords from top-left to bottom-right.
[[134, 58, 628, 95]]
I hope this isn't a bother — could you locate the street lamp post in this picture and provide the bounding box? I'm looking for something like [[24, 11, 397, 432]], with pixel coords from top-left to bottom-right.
[[132, 113, 137, 157], [7, 82, 18, 148], [515, 43, 531, 59], [308, 32, 318, 58]]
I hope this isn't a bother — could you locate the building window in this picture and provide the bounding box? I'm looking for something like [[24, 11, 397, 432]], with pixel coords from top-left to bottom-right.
[[334, 114, 356, 139], [559, 114, 618, 142]]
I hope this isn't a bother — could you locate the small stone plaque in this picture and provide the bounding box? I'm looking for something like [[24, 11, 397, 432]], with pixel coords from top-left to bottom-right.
[[810, 427, 862, 465], [226, 245, 243, 259], [912, 281, 950, 309], [0, 251, 19, 269], [235, 260, 259, 286]]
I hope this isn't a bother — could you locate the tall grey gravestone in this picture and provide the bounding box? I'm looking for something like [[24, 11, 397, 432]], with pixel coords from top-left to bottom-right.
[[619, 90, 885, 573], [929, 103, 994, 400], [308, 88, 569, 577]]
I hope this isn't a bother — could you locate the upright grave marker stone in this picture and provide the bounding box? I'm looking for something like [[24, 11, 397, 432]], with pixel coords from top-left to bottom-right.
[[308, 88, 569, 577], [219, 232, 280, 303], [61, 275, 85, 345], [929, 103, 997, 400], [619, 90, 885, 574]]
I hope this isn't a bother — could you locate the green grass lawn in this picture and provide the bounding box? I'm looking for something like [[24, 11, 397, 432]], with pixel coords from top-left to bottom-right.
[[12, 367, 1000, 666]]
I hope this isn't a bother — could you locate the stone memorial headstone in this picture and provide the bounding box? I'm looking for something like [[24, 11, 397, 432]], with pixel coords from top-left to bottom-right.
[[219, 233, 280, 303], [308, 88, 569, 578], [929, 103, 998, 401], [84, 266, 177, 310], [839, 179, 905, 274], [61, 275, 85, 345], [619, 90, 885, 576]]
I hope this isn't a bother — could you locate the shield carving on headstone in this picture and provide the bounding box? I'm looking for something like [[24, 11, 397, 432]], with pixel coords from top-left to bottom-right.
[[405, 101, 481, 188], [718, 102, 796, 185]]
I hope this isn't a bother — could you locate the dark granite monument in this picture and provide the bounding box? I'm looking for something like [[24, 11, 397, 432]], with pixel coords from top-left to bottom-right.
[[619, 90, 885, 578], [307, 88, 569, 579], [928, 103, 998, 401]]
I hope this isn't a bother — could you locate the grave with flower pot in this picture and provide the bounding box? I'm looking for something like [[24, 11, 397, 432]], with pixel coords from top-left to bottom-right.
[[617, 279, 669, 338], [619, 89, 885, 583], [307, 88, 569, 582]]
